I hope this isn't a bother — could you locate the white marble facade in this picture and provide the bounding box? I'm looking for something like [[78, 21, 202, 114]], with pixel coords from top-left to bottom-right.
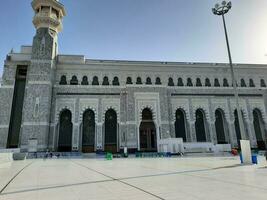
[[0, 0, 266, 152]]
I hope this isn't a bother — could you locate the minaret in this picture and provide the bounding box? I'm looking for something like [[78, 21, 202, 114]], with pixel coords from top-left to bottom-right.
[[20, 0, 66, 151], [31, 0, 66, 59]]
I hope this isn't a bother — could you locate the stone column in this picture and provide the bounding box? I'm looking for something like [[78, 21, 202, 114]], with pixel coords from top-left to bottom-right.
[[185, 121, 192, 142], [245, 120, 257, 148], [71, 123, 79, 151], [96, 123, 103, 150], [189, 121, 196, 142], [228, 121, 238, 147], [208, 121, 217, 144]]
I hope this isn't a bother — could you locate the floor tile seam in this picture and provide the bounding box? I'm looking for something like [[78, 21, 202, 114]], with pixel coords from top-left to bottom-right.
[[0, 161, 35, 194], [0, 179, 115, 196], [72, 161, 165, 200], [181, 173, 267, 191]]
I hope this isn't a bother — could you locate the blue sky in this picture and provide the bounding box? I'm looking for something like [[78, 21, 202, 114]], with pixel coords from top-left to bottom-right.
[[1, 0, 267, 75]]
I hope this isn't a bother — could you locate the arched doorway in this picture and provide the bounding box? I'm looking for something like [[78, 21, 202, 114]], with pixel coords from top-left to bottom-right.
[[195, 109, 207, 142], [82, 109, 95, 153], [104, 109, 117, 153], [234, 110, 241, 143], [253, 109, 266, 149], [58, 109, 73, 152], [234, 109, 247, 147], [139, 108, 157, 152], [175, 109, 187, 142], [215, 109, 227, 144]]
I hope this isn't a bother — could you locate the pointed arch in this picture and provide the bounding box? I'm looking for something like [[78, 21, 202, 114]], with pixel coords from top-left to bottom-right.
[[234, 109, 247, 147], [82, 109, 96, 152], [215, 109, 227, 144], [175, 109, 187, 142], [146, 77, 152, 85], [195, 109, 207, 142], [168, 77, 174, 86], [253, 109, 266, 149], [58, 109, 73, 152], [139, 108, 157, 151], [104, 109, 118, 153]]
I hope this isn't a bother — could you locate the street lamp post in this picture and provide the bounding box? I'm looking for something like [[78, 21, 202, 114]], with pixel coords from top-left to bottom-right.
[[121, 89, 128, 156], [212, 1, 251, 163]]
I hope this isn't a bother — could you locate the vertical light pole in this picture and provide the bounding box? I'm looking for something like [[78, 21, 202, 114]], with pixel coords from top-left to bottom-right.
[[212, 1, 251, 164], [121, 89, 128, 156]]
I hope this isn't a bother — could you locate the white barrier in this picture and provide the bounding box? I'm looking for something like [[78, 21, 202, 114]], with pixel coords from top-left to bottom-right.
[[158, 138, 184, 154], [184, 143, 232, 153], [213, 144, 232, 153], [0, 148, 20, 164], [184, 142, 214, 153]]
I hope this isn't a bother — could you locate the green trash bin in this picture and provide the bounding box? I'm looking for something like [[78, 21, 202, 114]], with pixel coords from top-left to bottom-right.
[[106, 152, 113, 160]]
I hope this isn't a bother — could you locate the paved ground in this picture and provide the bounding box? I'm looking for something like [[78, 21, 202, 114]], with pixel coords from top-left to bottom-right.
[[0, 156, 266, 200]]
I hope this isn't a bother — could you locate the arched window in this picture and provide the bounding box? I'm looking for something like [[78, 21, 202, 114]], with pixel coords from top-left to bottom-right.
[[136, 77, 142, 84], [260, 79, 266, 87], [58, 109, 73, 152], [102, 76, 109, 85], [146, 77, 152, 85], [105, 109, 117, 153], [178, 78, 184, 86], [155, 77, 161, 85], [223, 78, 229, 87], [196, 78, 202, 87], [168, 77, 174, 86], [139, 108, 157, 151], [187, 78, 193, 87], [92, 76, 99, 85], [81, 76, 89, 85], [234, 109, 248, 147], [249, 79, 255, 87], [59, 75, 67, 85], [215, 109, 227, 144], [240, 79, 246, 87], [205, 78, 211, 87], [126, 77, 132, 84], [214, 78, 220, 87], [82, 109, 95, 153], [195, 109, 207, 142], [253, 109, 266, 149], [70, 75, 78, 85], [112, 77, 120, 86], [175, 109, 187, 142]]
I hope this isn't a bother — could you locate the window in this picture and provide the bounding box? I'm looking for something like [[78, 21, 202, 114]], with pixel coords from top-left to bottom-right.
[[223, 78, 229, 87], [260, 79, 266, 87], [178, 78, 184, 86], [70, 76, 78, 85], [59, 75, 67, 85], [81, 76, 89, 85], [214, 78, 220, 87], [102, 76, 109, 85], [196, 78, 202, 87], [205, 78, 211, 87], [241, 79, 246, 87], [249, 79, 255, 87], [112, 77, 120, 86], [126, 77, 132, 84], [155, 77, 161, 85], [92, 76, 99, 85], [168, 77, 174, 86], [146, 77, 152, 85], [136, 77, 142, 85], [187, 78, 193, 87]]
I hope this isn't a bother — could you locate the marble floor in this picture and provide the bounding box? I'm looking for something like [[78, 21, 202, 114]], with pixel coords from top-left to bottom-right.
[[0, 156, 266, 200]]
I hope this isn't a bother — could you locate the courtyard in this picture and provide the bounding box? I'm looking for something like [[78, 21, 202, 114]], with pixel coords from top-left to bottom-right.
[[0, 156, 267, 200]]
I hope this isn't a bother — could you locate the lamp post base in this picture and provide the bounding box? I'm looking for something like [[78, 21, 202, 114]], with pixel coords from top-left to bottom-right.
[[240, 140, 252, 164]]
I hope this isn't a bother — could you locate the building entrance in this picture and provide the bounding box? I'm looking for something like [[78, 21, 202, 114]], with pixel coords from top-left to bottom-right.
[[139, 108, 157, 152]]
